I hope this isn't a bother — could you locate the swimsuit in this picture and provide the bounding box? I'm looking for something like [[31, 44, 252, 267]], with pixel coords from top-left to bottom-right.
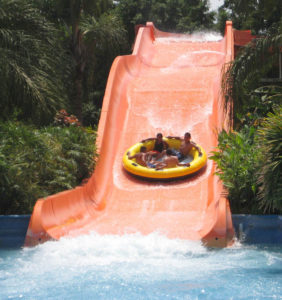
[[153, 141, 166, 153], [171, 149, 185, 161], [147, 162, 156, 168]]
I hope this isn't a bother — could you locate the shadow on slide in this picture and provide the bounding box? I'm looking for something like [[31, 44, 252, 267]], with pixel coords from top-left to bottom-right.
[[25, 22, 235, 248]]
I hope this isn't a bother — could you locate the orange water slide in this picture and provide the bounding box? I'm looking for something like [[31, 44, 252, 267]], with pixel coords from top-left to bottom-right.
[[25, 22, 235, 247]]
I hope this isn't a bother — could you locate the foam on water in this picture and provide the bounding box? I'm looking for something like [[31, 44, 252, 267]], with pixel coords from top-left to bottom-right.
[[0, 233, 205, 297], [1, 233, 281, 299]]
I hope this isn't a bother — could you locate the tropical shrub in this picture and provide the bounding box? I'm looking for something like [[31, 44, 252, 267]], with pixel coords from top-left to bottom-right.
[[219, 24, 282, 214], [238, 85, 282, 128], [82, 102, 101, 128], [0, 121, 97, 214], [257, 107, 282, 213], [210, 127, 263, 213]]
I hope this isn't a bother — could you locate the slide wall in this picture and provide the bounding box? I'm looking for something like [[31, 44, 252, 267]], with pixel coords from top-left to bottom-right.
[[25, 22, 235, 247]]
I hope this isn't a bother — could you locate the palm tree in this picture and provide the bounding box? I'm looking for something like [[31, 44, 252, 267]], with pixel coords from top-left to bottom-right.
[[221, 32, 282, 213], [49, 0, 127, 122], [222, 33, 282, 127], [80, 12, 128, 107], [0, 0, 68, 125], [257, 107, 282, 213]]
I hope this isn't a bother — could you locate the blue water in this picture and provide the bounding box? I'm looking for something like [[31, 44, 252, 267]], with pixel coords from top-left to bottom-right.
[[0, 233, 281, 299]]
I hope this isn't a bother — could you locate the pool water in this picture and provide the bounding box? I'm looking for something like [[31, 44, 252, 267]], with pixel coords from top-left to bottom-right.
[[0, 233, 281, 299]]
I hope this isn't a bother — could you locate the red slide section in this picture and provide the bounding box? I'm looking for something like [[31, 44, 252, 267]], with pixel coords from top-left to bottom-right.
[[25, 22, 235, 247]]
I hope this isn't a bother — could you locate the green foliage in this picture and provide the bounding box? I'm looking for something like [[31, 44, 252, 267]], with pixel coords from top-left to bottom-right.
[[82, 102, 101, 127], [0, 0, 69, 125], [216, 0, 282, 34], [37, 0, 128, 122], [211, 109, 282, 214], [80, 12, 129, 110], [34, 0, 114, 24], [218, 37, 281, 214], [257, 107, 282, 213], [0, 0, 280, 217], [0, 121, 97, 214], [218, 5, 282, 214], [222, 33, 282, 128], [210, 127, 263, 213], [0, 0, 127, 215], [116, 0, 215, 43], [238, 85, 282, 128]]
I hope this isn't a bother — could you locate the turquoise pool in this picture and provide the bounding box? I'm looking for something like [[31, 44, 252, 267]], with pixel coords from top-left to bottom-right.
[[0, 233, 281, 299]]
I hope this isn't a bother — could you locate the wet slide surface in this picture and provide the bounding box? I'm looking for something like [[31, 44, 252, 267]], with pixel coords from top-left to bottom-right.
[[25, 22, 234, 247]]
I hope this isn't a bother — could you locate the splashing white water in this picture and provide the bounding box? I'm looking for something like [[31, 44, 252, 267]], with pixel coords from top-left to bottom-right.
[[155, 31, 223, 44], [1, 233, 281, 300], [4, 233, 208, 284]]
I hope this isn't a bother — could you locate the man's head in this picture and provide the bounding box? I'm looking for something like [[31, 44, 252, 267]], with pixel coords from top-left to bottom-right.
[[184, 132, 191, 141], [156, 133, 163, 141], [140, 146, 147, 153]]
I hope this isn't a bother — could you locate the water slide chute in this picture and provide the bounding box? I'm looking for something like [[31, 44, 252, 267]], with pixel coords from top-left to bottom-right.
[[25, 22, 235, 248]]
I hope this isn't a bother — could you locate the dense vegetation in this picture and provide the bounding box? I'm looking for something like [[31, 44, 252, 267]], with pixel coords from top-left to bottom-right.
[[210, 0, 282, 214], [116, 0, 215, 43], [0, 120, 97, 214], [0, 0, 281, 214]]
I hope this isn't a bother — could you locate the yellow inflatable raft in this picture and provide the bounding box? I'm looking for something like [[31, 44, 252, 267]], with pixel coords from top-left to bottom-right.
[[122, 138, 207, 179]]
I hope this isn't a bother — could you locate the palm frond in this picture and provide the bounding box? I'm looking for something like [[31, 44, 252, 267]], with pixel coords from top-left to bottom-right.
[[0, 0, 70, 124], [257, 107, 282, 213], [221, 33, 282, 125]]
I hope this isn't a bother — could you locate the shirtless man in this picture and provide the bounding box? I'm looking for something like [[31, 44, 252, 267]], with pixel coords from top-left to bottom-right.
[[154, 149, 190, 170], [127, 146, 148, 167], [167, 132, 202, 160]]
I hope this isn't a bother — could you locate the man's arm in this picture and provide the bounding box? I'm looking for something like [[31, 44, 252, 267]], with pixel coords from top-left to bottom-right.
[[177, 162, 190, 167], [191, 142, 202, 156], [127, 151, 137, 160], [154, 161, 167, 170]]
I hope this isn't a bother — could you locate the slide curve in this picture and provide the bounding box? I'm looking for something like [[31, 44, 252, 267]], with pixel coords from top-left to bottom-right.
[[25, 22, 235, 248]]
